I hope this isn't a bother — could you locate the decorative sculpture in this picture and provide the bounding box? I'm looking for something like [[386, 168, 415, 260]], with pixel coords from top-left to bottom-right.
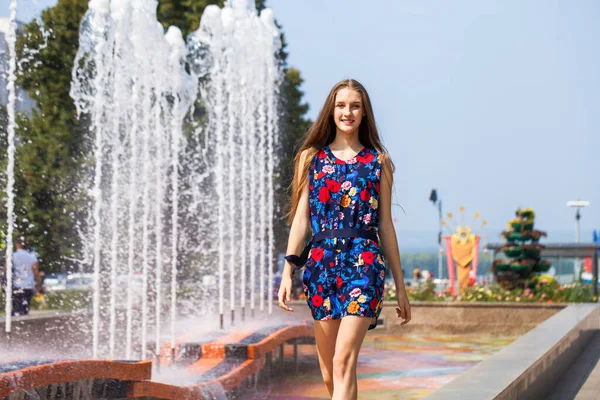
[[493, 208, 551, 289], [442, 206, 486, 296]]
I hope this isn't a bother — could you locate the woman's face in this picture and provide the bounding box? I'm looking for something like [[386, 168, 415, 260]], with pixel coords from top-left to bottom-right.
[[333, 88, 364, 135]]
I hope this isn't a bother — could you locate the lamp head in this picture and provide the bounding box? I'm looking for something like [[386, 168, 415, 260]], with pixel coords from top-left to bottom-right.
[[566, 200, 589, 208], [429, 189, 438, 204]]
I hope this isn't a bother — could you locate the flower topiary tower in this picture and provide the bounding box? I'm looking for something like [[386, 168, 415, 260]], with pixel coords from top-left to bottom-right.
[[492, 208, 552, 289]]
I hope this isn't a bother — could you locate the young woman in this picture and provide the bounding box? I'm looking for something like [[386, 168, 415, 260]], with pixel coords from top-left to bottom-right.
[[278, 79, 411, 399]]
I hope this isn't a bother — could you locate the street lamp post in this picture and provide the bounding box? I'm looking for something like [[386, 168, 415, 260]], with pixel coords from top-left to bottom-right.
[[566, 198, 590, 243], [430, 189, 443, 280], [567, 198, 590, 283]]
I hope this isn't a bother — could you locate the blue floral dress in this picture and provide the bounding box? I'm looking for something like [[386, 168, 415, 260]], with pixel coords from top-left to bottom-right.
[[303, 144, 386, 330]]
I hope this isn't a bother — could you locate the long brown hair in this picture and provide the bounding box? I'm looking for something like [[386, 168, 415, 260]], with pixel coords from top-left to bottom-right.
[[283, 79, 396, 226]]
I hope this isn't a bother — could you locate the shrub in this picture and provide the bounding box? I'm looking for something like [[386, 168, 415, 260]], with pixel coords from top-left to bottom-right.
[[0, 289, 92, 313]]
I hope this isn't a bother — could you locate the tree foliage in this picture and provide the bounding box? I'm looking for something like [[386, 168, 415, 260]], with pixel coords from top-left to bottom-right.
[[157, 0, 224, 38], [1, 0, 90, 271], [157, 1, 266, 38], [273, 68, 311, 256]]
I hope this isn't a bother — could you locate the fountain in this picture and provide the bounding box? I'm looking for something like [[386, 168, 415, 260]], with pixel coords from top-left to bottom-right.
[[3, 0, 18, 338], [186, 0, 282, 327], [0, 1, 319, 397], [67, 0, 282, 361]]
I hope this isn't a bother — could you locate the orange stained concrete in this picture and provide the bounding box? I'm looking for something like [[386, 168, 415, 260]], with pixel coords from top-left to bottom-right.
[[0, 360, 151, 398], [129, 358, 264, 399], [186, 358, 223, 374], [247, 325, 314, 359]]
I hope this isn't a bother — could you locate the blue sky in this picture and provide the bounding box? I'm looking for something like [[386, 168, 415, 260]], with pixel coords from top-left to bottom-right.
[[3, 0, 600, 250], [266, 1, 600, 248]]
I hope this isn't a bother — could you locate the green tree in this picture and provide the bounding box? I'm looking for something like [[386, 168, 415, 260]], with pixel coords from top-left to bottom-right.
[[273, 68, 311, 256], [0, 104, 6, 162], [157, 0, 267, 38], [6, 0, 90, 271], [157, 0, 225, 38], [273, 23, 312, 257]]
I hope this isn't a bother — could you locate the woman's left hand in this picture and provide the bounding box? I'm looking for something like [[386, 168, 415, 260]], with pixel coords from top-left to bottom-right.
[[395, 288, 411, 325]]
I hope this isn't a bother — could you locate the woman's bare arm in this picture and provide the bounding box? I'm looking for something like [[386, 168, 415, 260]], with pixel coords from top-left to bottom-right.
[[279, 149, 311, 312], [378, 154, 411, 324], [377, 154, 406, 293], [282, 149, 311, 278]]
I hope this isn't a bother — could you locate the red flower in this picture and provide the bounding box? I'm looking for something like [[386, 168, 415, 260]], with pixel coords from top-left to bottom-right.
[[312, 294, 324, 307], [335, 158, 347, 165], [362, 251, 375, 264], [326, 179, 341, 193], [318, 150, 327, 159], [357, 152, 375, 164], [360, 189, 370, 202], [319, 187, 330, 203], [311, 247, 324, 261], [369, 298, 379, 309], [317, 171, 325, 179], [367, 181, 372, 188], [375, 182, 380, 193], [336, 276, 343, 288], [318, 284, 323, 292], [309, 185, 314, 190]]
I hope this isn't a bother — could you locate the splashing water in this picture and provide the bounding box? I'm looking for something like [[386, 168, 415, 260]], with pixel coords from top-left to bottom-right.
[[3, 0, 54, 343], [4, 0, 18, 335], [70, 0, 282, 359], [187, 0, 282, 327]]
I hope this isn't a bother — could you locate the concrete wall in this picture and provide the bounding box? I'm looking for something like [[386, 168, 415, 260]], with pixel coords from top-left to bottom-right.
[[285, 300, 564, 336], [424, 303, 600, 400], [379, 301, 565, 336]]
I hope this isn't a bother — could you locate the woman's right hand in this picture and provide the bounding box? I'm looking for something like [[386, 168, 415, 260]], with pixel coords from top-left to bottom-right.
[[278, 273, 294, 312]]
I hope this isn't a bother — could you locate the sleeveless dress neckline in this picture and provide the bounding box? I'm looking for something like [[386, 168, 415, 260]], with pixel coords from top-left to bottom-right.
[[324, 145, 367, 164]]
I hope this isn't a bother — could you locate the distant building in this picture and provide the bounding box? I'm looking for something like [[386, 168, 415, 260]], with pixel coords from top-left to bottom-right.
[[0, 17, 36, 114]]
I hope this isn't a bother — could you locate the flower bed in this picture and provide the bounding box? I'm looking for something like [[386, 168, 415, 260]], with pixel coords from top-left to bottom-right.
[[386, 276, 597, 304]]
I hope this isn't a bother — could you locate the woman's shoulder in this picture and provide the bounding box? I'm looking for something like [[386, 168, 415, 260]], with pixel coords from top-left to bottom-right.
[[374, 150, 395, 175], [298, 148, 316, 164], [298, 147, 324, 172], [369, 148, 387, 162], [299, 146, 323, 158]]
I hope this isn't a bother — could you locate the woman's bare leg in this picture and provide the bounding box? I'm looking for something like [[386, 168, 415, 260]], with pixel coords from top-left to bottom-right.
[[314, 319, 341, 396], [331, 316, 372, 400]]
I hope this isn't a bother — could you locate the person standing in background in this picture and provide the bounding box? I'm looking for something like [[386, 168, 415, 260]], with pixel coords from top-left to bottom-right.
[[412, 267, 422, 288], [3, 237, 41, 316]]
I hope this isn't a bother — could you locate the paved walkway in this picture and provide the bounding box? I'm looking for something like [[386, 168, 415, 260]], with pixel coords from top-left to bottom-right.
[[547, 331, 600, 400], [242, 333, 516, 400]]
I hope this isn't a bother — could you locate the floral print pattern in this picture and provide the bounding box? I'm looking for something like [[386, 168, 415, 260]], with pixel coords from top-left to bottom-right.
[[303, 145, 386, 330]]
